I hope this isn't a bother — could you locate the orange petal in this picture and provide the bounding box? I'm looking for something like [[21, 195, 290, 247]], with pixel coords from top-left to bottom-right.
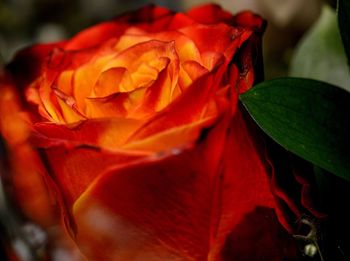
[[114, 33, 152, 52], [56, 70, 75, 97], [33, 74, 64, 123], [122, 115, 216, 152], [182, 60, 208, 81], [0, 80, 30, 145], [32, 118, 145, 150], [72, 53, 116, 112], [128, 65, 222, 142], [128, 59, 178, 117], [85, 87, 146, 119], [93, 67, 129, 96], [149, 30, 202, 63], [105, 40, 177, 75], [130, 57, 169, 90], [53, 88, 86, 123], [201, 52, 225, 71]]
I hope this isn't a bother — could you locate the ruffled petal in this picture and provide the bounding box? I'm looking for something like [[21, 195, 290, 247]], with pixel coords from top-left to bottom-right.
[[127, 70, 217, 141]]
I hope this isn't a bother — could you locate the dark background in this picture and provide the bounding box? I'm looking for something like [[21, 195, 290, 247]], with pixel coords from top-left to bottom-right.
[[0, 0, 329, 78]]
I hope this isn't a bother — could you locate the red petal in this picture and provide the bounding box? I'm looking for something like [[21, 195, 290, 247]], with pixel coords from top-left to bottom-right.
[[116, 5, 174, 33], [0, 76, 57, 226], [73, 122, 224, 260], [41, 145, 149, 209], [179, 23, 252, 61], [71, 109, 276, 260], [186, 4, 234, 24], [116, 5, 172, 24], [65, 22, 128, 50], [233, 11, 265, 32], [269, 153, 326, 233], [168, 13, 196, 30], [7, 42, 66, 93], [221, 207, 299, 260], [208, 109, 276, 259]]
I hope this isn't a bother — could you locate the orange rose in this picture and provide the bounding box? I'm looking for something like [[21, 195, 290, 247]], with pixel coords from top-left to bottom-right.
[[1, 4, 302, 260]]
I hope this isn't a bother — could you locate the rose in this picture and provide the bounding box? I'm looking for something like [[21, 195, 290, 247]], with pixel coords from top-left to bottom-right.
[[0, 4, 310, 260]]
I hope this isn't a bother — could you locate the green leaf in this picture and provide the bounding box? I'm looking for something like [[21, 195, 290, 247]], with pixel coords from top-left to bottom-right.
[[240, 77, 350, 181], [338, 0, 350, 64], [290, 5, 350, 92]]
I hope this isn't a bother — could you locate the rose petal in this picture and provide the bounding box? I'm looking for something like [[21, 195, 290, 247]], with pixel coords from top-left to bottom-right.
[[72, 109, 275, 260], [6, 42, 67, 91], [233, 11, 265, 32], [93, 67, 130, 96], [41, 145, 149, 209], [186, 4, 234, 25], [86, 58, 178, 119], [72, 40, 178, 112], [72, 53, 116, 112], [105, 40, 177, 74], [220, 207, 299, 260], [209, 110, 276, 259], [73, 129, 223, 259], [116, 5, 173, 25], [236, 35, 262, 94], [0, 76, 56, 226], [116, 5, 174, 32], [56, 70, 74, 96], [179, 23, 252, 62], [182, 60, 209, 81], [65, 22, 128, 50], [130, 58, 178, 115], [127, 73, 215, 141], [55, 91, 86, 123], [32, 117, 145, 150], [122, 115, 216, 153], [168, 13, 196, 30], [147, 30, 202, 63], [85, 87, 146, 119]]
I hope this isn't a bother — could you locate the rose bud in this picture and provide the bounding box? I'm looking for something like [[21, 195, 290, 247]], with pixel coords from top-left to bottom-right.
[[0, 4, 320, 260]]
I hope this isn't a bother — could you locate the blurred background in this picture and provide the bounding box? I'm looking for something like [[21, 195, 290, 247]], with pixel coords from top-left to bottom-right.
[[0, 0, 338, 80]]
